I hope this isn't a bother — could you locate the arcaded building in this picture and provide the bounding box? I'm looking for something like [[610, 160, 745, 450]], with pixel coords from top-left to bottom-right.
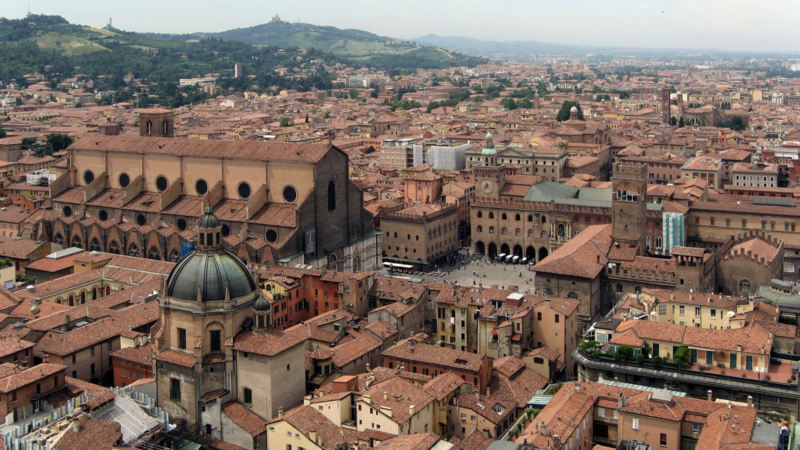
[[24, 113, 381, 273]]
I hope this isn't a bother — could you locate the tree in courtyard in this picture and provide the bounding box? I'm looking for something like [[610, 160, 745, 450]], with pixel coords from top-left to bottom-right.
[[556, 101, 584, 122]]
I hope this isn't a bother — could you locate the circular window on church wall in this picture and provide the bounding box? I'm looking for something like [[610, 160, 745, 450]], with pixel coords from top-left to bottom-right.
[[195, 179, 208, 195], [118, 173, 130, 188], [177, 218, 187, 231], [98, 210, 108, 221], [63, 206, 72, 217], [266, 229, 278, 243], [155, 176, 169, 192], [237, 182, 252, 200], [221, 224, 231, 237], [282, 185, 297, 203], [83, 170, 95, 185], [136, 214, 147, 226]]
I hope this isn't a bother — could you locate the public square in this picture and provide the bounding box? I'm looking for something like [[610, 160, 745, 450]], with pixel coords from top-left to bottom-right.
[[386, 249, 540, 293]]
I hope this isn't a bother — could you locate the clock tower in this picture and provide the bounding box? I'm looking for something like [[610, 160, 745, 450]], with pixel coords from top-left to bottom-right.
[[474, 131, 505, 200]]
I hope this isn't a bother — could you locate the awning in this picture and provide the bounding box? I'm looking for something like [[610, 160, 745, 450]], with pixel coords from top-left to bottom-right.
[[512, 333, 522, 342], [491, 329, 498, 336]]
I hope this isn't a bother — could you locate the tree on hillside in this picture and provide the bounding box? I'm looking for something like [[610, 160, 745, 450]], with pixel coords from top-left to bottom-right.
[[556, 101, 584, 122], [348, 88, 359, 99], [279, 117, 294, 127]]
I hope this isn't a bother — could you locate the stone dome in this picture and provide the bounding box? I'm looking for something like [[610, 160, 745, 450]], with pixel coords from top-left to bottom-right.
[[166, 250, 257, 302], [198, 206, 221, 229], [165, 207, 257, 302], [253, 295, 270, 312]]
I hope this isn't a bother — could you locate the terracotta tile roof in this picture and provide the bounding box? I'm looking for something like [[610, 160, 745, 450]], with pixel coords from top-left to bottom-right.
[[0, 363, 65, 393], [154, 349, 195, 368], [53, 416, 122, 450], [232, 329, 307, 357], [382, 336, 488, 373], [111, 345, 154, 366], [275, 405, 358, 450], [360, 377, 434, 425], [421, 372, 465, 401], [533, 225, 611, 278], [727, 237, 779, 264], [496, 367, 550, 407], [69, 135, 331, 164], [375, 433, 441, 450], [458, 392, 516, 425], [222, 401, 267, 436], [36, 319, 123, 356]]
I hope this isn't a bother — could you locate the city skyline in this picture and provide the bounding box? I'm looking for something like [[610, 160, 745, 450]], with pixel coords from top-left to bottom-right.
[[5, 0, 800, 53]]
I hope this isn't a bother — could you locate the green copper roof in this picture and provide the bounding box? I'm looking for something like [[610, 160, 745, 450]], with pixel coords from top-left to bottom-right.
[[481, 147, 497, 155]]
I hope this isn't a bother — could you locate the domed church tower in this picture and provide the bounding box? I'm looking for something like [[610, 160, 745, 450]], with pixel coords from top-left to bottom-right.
[[154, 207, 261, 426]]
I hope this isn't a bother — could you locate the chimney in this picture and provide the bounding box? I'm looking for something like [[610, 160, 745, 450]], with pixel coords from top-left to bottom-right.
[[707, 390, 713, 401], [309, 429, 317, 443], [523, 436, 528, 444], [747, 395, 753, 408], [409, 404, 415, 417], [383, 392, 388, 401], [72, 416, 80, 433], [574, 384, 581, 393], [486, 386, 491, 397], [618, 392, 625, 409], [278, 406, 284, 419], [540, 422, 547, 436]]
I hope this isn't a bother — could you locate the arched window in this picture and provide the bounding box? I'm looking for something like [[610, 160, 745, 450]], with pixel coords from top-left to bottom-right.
[[477, 211, 483, 218], [515, 214, 521, 221], [501, 227, 507, 235], [106, 286, 111, 296], [68, 294, 74, 306], [80, 291, 86, 304], [128, 243, 140, 258], [567, 292, 579, 299], [477, 226, 483, 233], [616, 284, 623, 293], [739, 280, 751, 293], [71, 235, 83, 248], [169, 249, 181, 262], [543, 289, 553, 297], [515, 229, 521, 236], [528, 229, 533, 237], [162, 121, 168, 135], [90, 238, 101, 252], [108, 241, 120, 254], [489, 212, 494, 219], [327, 181, 336, 211], [489, 227, 495, 234], [146, 121, 152, 136], [527, 215, 533, 222], [502, 213, 507, 220], [92, 287, 98, 300]]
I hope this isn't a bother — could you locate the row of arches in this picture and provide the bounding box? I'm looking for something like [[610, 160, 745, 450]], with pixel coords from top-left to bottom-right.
[[54, 285, 113, 306], [474, 241, 549, 262], [54, 232, 182, 263]]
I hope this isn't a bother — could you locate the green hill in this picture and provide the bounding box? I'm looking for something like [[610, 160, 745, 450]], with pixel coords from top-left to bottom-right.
[[162, 21, 487, 70], [0, 14, 340, 107]]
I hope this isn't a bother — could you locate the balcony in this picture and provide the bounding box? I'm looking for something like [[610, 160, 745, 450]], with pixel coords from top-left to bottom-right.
[[593, 436, 617, 446], [594, 415, 618, 424]]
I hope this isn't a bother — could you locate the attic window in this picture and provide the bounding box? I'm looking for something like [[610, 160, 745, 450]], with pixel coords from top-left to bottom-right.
[[454, 358, 468, 365]]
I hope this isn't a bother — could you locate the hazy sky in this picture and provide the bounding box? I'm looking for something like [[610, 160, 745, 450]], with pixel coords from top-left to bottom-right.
[[6, 0, 800, 53]]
